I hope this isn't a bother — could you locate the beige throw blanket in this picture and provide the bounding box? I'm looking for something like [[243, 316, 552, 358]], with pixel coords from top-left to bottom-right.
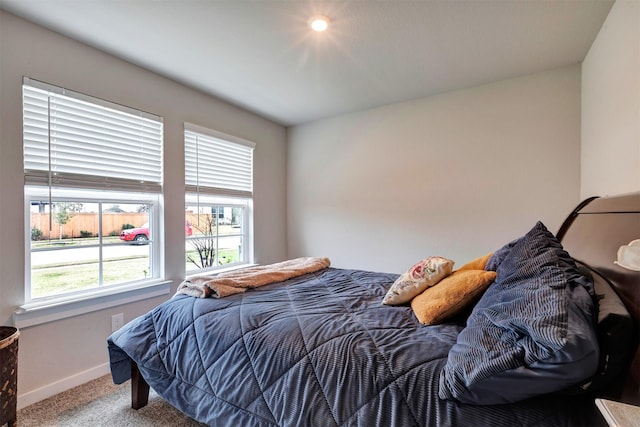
[[175, 257, 331, 298]]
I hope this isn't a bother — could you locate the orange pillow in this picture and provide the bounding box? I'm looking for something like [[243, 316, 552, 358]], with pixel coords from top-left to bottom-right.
[[411, 269, 497, 325], [457, 253, 493, 271]]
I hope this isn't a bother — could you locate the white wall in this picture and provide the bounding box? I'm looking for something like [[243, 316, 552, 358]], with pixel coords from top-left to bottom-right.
[[287, 66, 583, 273], [0, 11, 287, 406], [581, 0, 640, 198]]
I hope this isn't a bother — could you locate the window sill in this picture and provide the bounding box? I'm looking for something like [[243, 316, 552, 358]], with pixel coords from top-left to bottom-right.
[[14, 280, 171, 328]]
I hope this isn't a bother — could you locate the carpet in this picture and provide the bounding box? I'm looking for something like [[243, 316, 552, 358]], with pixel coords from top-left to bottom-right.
[[17, 374, 206, 426]]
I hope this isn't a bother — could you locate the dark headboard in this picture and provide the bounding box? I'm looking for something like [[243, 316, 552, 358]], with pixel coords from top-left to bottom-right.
[[557, 192, 640, 404]]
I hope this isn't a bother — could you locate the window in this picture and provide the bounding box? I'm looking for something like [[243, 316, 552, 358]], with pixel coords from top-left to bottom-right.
[[26, 190, 160, 300], [184, 123, 254, 274], [22, 78, 164, 303]]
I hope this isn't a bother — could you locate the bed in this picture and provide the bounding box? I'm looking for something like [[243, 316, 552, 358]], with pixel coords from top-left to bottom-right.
[[108, 192, 640, 426]]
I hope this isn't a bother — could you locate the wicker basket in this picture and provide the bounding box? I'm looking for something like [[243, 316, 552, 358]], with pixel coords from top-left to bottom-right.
[[0, 327, 19, 427]]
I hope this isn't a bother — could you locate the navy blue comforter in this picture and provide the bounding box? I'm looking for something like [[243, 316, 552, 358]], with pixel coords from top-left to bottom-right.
[[108, 268, 600, 426]]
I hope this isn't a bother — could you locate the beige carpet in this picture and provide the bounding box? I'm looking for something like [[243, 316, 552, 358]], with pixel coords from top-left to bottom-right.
[[17, 374, 206, 426]]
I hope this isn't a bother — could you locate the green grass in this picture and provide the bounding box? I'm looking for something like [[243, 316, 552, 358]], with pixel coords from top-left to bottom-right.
[[32, 256, 150, 298], [32, 248, 241, 298], [185, 248, 239, 269]]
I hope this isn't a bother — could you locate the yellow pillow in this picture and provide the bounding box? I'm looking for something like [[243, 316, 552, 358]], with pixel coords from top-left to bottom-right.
[[457, 253, 493, 271], [411, 269, 497, 325]]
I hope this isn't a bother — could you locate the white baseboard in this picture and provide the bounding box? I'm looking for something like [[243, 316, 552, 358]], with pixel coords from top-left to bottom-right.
[[17, 363, 112, 410]]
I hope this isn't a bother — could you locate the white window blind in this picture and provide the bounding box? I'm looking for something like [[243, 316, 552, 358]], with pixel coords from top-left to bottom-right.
[[184, 123, 255, 197], [22, 78, 163, 193]]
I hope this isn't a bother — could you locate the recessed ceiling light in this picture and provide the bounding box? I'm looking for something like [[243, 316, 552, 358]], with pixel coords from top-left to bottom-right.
[[309, 15, 330, 32]]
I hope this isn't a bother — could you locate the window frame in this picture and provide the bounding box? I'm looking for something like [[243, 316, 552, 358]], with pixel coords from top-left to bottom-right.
[[16, 78, 168, 327], [185, 194, 253, 275], [24, 186, 164, 304]]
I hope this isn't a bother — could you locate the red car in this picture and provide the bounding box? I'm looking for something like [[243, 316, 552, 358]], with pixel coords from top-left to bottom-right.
[[120, 222, 193, 243]]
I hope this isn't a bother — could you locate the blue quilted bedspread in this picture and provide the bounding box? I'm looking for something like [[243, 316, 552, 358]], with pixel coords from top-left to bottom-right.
[[107, 268, 600, 426]]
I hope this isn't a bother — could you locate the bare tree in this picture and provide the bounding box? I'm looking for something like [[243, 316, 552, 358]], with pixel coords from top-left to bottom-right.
[[187, 215, 217, 269]]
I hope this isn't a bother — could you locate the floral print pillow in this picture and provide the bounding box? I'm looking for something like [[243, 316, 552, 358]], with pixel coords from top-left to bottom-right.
[[382, 256, 454, 305]]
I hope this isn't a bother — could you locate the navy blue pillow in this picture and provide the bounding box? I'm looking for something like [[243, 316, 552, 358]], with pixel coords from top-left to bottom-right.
[[439, 222, 598, 405], [484, 235, 522, 272]]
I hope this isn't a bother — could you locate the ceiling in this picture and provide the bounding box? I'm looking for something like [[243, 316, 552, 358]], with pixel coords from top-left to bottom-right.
[[0, 0, 614, 126]]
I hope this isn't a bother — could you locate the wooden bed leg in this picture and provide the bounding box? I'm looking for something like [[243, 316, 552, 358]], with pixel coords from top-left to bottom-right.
[[131, 361, 150, 409]]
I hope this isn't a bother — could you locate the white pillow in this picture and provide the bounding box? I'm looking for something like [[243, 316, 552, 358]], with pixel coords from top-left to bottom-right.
[[382, 256, 454, 305]]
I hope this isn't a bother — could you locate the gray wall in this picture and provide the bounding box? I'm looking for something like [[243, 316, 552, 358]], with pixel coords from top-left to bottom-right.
[[287, 66, 583, 273], [0, 11, 287, 405], [581, 0, 640, 198]]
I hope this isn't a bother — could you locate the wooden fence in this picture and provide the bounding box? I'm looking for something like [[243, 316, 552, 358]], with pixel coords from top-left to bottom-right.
[[31, 212, 219, 239], [31, 213, 148, 239]]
